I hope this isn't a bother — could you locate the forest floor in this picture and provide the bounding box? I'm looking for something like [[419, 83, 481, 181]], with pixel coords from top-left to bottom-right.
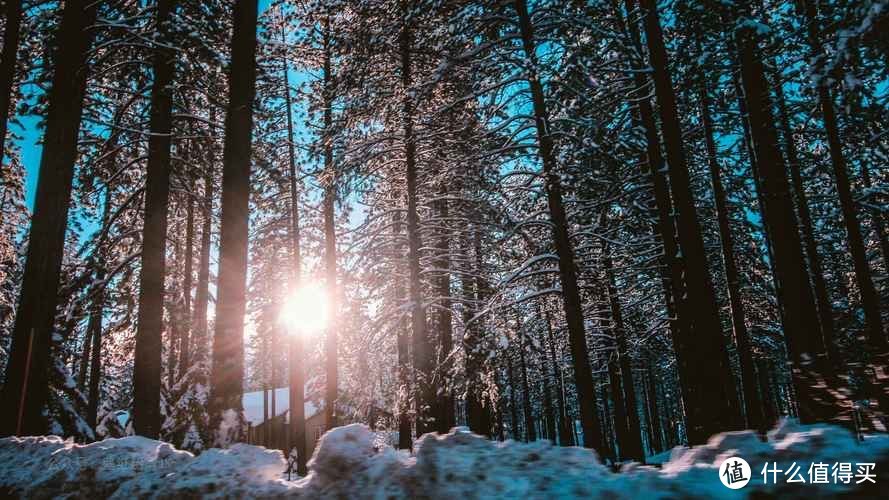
[[1, 420, 887, 498]]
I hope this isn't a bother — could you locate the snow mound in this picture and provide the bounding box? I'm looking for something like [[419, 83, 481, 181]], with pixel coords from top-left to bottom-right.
[[1, 420, 887, 498], [0, 435, 192, 498]]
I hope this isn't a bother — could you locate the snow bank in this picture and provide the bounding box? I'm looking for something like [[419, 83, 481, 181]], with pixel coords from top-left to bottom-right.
[[1, 420, 887, 498]]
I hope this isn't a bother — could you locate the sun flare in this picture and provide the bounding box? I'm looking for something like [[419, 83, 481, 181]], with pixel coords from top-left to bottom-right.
[[279, 283, 329, 335]]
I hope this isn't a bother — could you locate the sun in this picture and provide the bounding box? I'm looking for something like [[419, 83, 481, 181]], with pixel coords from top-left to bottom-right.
[[279, 283, 329, 336]]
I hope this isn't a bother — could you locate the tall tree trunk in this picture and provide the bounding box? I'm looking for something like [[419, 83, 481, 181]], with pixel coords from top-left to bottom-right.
[[518, 327, 535, 442], [434, 194, 454, 434], [134, 0, 176, 439], [321, 15, 339, 433], [638, 0, 741, 443], [193, 128, 214, 358], [0, 0, 22, 164], [513, 0, 602, 451], [506, 352, 519, 440], [541, 358, 556, 443], [262, 385, 268, 434], [84, 187, 113, 428], [400, 16, 433, 437], [209, 0, 258, 444], [602, 241, 644, 461], [801, 0, 885, 351], [774, 75, 837, 361], [622, 0, 692, 441], [461, 226, 490, 437], [281, 22, 307, 475], [78, 317, 95, 392], [167, 218, 182, 388], [543, 309, 573, 446], [270, 348, 276, 448], [644, 360, 664, 453], [179, 175, 195, 376], [394, 197, 412, 450], [735, 20, 835, 422], [87, 273, 103, 429], [0, 0, 98, 437], [697, 64, 764, 429]]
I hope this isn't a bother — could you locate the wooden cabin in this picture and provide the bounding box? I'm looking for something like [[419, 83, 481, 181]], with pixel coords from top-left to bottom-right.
[[243, 387, 326, 457]]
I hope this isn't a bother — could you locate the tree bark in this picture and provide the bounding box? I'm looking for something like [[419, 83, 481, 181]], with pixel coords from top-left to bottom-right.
[[623, 0, 696, 443], [84, 187, 113, 429], [0, 0, 98, 437], [506, 352, 519, 440], [513, 0, 602, 451], [209, 0, 258, 444], [774, 75, 837, 361], [461, 226, 491, 437], [0, 0, 22, 164], [602, 242, 644, 461], [801, 0, 885, 351], [322, 15, 339, 433], [735, 20, 835, 422], [394, 196, 412, 450], [179, 175, 195, 376], [638, 0, 741, 443], [434, 194, 454, 433], [192, 126, 214, 358], [400, 16, 433, 437], [134, 0, 176, 439], [645, 360, 664, 453], [543, 309, 573, 446], [281, 22, 307, 473], [541, 358, 556, 443], [518, 326, 535, 442], [697, 65, 764, 429]]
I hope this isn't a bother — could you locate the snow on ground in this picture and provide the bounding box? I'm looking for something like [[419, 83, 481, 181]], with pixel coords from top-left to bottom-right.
[[1, 419, 887, 498]]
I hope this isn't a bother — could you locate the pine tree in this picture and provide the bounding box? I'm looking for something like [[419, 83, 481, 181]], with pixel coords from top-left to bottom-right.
[[0, 0, 99, 437], [209, 0, 259, 446], [133, 0, 176, 440]]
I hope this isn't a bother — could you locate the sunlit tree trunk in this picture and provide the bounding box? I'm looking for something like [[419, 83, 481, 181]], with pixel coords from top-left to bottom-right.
[[179, 173, 195, 376], [85, 187, 112, 428], [282, 21, 306, 473], [209, 0, 258, 444], [193, 119, 214, 358], [321, 15, 339, 434]]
